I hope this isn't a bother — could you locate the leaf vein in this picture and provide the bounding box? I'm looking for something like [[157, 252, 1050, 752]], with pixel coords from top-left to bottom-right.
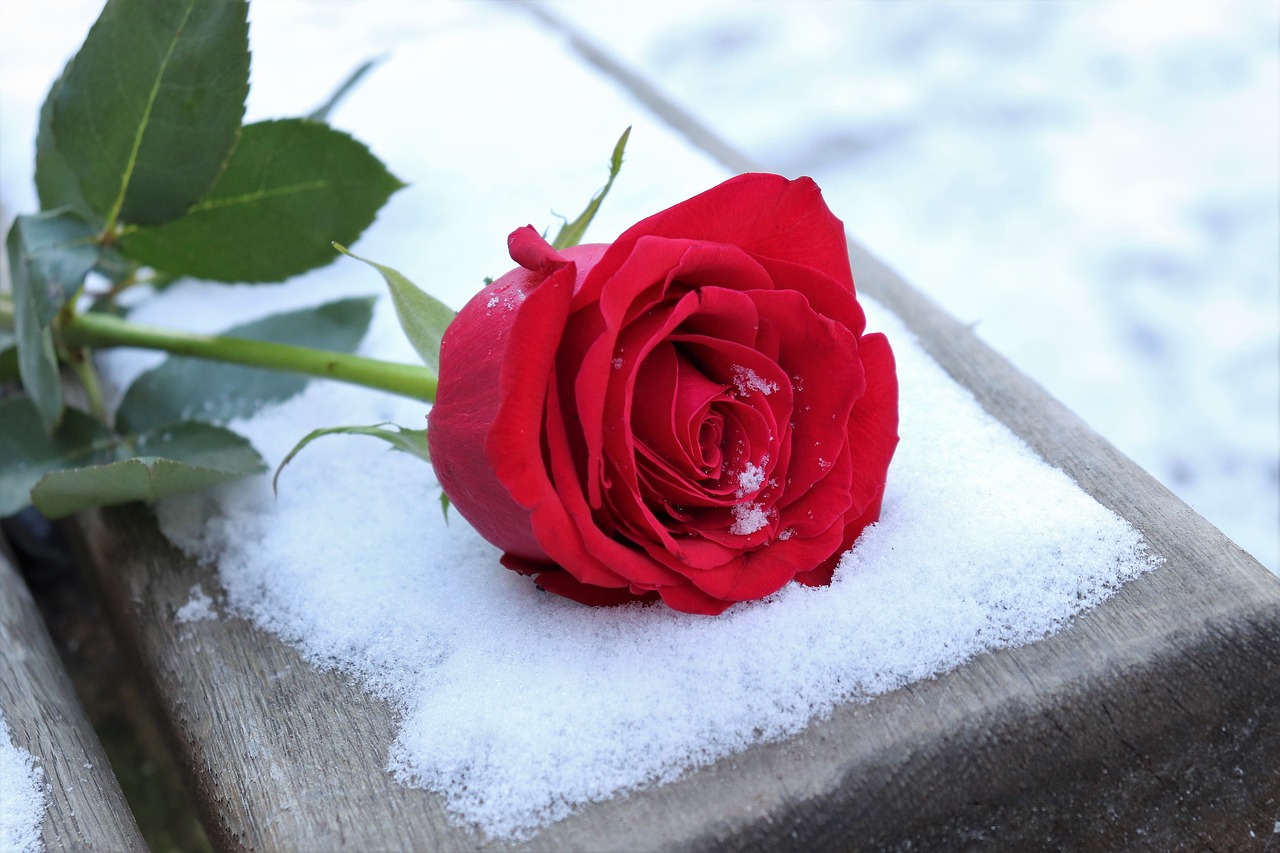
[[188, 180, 332, 213], [104, 0, 198, 231]]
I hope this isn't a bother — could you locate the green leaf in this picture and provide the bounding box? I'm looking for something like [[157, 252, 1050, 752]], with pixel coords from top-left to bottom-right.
[[52, 0, 250, 227], [0, 396, 116, 517], [307, 56, 383, 123], [7, 211, 99, 326], [118, 119, 405, 282], [273, 421, 429, 493], [114, 297, 376, 434], [0, 330, 17, 383], [6, 211, 100, 430], [552, 127, 630, 251], [30, 421, 265, 519], [333, 245, 452, 374], [35, 68, 97, 223]]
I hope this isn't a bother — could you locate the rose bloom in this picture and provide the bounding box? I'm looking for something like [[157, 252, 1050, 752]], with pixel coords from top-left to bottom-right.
[[428, 174, 898, 615]]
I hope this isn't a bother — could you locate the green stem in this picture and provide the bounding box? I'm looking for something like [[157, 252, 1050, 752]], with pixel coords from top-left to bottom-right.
[[66, 348, 109, 422], [0, 297, 437, 402]]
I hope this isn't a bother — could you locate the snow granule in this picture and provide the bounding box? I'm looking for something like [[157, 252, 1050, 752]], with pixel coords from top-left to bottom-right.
[[175, 584, 218, 623], [729, 501, 770, 536], [735, 459, 767, 498], [730, 365, 778, 397], [1, 711, 46, 853]]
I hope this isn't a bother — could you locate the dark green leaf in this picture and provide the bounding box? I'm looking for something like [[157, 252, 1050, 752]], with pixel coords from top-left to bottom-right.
[[114, 297, 376, 434], [0, 347, 18, 384], [0, 329, 17, 383], [307, 56, 383, 123], [273, 421, 429, 493], [439, 490, 450, 523], [552, 127, 630, 250], [35, 68, 97, 222], [7, 211, 99, 326], [0, 395, 116, 517], [52, 0, 250, 226], [6, 211, 100, 430], [30, 421, 264, 519], [119, 119, 405, 282], [334, 245, 452, 374]]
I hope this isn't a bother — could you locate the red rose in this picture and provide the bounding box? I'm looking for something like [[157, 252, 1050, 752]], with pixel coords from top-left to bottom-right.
[[428, 174, 898, 615]]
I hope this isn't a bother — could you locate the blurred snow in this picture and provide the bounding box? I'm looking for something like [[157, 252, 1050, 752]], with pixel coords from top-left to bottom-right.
[[549, 0, 1280, 572]]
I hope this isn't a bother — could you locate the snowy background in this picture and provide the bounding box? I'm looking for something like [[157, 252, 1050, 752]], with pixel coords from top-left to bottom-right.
[[549, 0, 1279, 572]]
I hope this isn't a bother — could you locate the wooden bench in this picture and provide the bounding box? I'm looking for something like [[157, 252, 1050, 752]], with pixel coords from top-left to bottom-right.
[[0, 538, 147, 851], [23, 5, 1280, 851], [62, 242, 1280, 850]]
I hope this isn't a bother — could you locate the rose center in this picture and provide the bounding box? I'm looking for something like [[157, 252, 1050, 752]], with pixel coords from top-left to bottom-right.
[[696, 411, 723, 473]]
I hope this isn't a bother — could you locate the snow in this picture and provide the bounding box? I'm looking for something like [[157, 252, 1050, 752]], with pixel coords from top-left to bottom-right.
[[735, 460, 767, 498], [730, 364, 779, 397], [0, 0, 1258, 841], [729, 501, 771, 536], [175, 584, 218, 624], [0, 710, 46, 853]]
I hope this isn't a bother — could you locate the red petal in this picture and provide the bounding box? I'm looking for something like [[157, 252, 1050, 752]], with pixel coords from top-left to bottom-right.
[[428, 261, 569, 561], [508, 225, 566, 274], [845, 332, 899, 516], [793, 484, 885, 587], [524, 563, 662, 608], [579, 174, 853, 306], [744, 289, 861, 508]]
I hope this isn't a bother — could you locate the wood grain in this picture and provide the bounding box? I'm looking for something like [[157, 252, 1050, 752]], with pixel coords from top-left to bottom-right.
[[0, 538, 147, 852], [62, 9, 1280, 851]]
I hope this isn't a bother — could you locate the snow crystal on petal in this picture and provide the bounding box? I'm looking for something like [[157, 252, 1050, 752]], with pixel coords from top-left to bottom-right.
[[731, 365, 778, 397], [735, 458, 768, 498], [730, 501, 770, 535]]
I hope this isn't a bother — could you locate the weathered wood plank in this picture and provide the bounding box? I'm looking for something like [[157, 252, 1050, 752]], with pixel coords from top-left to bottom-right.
[[0, 537, 147, 852], [63, 11, 1280, 853]]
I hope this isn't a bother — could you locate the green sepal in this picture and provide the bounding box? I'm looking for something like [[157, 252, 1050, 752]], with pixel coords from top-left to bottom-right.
[[307, 56, 383, 123], [333, 245, 452, 374], [551, 127, 630, 250], [273, 422, 430, 494]]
